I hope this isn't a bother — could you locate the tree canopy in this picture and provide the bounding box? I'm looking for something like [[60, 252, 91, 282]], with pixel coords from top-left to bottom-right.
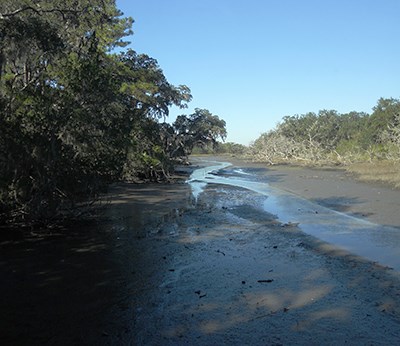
[[0, 0, 226, 224], [250, 97, 400, 165]]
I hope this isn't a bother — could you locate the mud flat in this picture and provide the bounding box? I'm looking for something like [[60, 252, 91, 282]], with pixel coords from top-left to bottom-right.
[[257, 164, 400, 228], [1, 158, 400, 345], [132, 160, 400, 345], [0, 179, 192, 345]]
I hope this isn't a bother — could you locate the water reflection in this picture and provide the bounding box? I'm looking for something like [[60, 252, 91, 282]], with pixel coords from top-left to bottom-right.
[[188, 161, 400, 271]]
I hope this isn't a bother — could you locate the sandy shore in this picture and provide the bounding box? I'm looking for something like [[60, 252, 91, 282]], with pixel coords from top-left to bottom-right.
[[1, 158, 400, 345]]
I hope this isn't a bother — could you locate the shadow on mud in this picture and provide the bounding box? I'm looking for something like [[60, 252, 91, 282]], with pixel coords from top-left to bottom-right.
[[2, 165, 400, 345], [0, 224, 123, 344], [132, 183, 400, 344], [0, 179, 192, 345]]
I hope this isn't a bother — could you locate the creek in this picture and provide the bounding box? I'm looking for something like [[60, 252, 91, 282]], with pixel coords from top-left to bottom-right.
[[187, 160, 400, 271]]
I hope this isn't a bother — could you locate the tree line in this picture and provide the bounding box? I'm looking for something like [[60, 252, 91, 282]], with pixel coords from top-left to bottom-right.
[[0, 0, 226, 224], [249, 97, 400, 165]]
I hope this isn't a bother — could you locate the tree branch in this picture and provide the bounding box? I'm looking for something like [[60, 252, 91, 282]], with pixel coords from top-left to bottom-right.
[[0, 6, 81, 20]]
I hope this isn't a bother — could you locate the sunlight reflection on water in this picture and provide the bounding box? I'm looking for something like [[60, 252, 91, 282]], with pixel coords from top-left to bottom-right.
[[188, 160, 400, 271], [186, 161, 231, 201]]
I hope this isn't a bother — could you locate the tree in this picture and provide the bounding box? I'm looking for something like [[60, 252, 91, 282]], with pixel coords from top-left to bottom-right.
[[117, 50, 191, 119], [1, 0, 230, 224], [167, 108, 227, 160], [116, 50, 192, 180], [250, 98, 400, 165], [361, 98, 400, 147], [213, 142, 247, 155], [0, 0, 182, 222]]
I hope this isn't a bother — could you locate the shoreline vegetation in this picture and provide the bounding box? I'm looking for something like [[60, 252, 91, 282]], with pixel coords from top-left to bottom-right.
[[345, 160, 400, 189], [0, 1, 227, 226], [1, 1, 400, 226], [212, 96, 400, 189], [3, 2, 400, 344]]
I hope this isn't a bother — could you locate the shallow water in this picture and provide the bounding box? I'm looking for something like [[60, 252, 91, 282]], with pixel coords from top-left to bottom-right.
[[188, 160, 400, 271], [186, 160, 232, 201]]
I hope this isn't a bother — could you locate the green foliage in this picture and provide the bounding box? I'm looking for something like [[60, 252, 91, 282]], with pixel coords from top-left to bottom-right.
[[251, 98, 400, 165], [166, 108, 227, 160], [0, 0, 206, 224], [360, 98, 400, 148], [215, 142, 248, 155], [0, 0, 134, 222]]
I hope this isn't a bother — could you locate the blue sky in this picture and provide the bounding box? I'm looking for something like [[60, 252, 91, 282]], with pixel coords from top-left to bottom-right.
[[116, 0, 400, 145]]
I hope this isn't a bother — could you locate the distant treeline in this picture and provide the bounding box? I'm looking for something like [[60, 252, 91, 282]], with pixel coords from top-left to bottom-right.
[[0, 1, 226, 224], [249, 97, 400, 165]]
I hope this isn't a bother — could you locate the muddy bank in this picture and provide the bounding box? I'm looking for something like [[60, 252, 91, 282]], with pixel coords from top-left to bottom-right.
[[2, 158, 400, 345], [258, 164, 400, 229], [0, 175, 193, 345], [132, 172, 400, 345], [207, 155, 400, 228]]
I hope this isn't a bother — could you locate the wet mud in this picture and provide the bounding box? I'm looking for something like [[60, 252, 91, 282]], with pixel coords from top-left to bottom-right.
[[132, 182, 400, 345], [2, 158, 400, 345]]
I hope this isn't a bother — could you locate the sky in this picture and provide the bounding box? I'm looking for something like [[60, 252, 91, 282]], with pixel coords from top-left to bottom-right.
[[116, 0, 400, 145]]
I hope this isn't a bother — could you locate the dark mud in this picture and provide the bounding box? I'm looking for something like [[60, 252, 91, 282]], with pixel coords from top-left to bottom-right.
[[0, 179, 192, 345], [2, 158, 400, 345], [132, 183, 400, 345]]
